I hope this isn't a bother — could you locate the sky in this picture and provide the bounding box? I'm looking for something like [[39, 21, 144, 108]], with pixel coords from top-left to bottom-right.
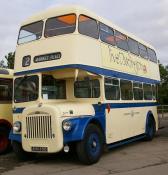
[[0, 0, 168, 64]]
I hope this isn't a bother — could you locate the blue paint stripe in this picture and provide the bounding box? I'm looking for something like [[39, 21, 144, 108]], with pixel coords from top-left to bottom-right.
[[14, 64, 160, 84], [9, 130, 21, 143], [13, 107, 25, 114], [107, 134, 146, 149], [106, 102, 158, 109], [13, 102, 158, 114]]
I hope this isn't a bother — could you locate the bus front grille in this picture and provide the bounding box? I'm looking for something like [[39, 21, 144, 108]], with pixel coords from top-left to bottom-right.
[[25, 115, 53, 139]]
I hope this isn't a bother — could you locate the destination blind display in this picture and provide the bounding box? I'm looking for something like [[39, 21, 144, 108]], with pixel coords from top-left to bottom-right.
[[34, 52, 61, 63]]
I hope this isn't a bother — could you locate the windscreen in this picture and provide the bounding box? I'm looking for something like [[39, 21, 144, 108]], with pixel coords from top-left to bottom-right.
[[14, 75, 39, 103]]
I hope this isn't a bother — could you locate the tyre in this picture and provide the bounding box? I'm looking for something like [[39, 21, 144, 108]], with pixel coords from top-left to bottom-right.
[[76, 124, 104, 165], [12, 141, 35, 161], [145, 117, 156, 141], [0, 127, 11, 154]]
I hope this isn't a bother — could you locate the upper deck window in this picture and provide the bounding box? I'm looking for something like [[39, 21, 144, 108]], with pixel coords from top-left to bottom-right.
[[18, 21, 43, 44], [78, 15, 99, 39], [115, 31, 129, 51], [147, 48, 157, 63], [139, 43, 148, 59], [45, 14, 76, 37], [100, 23, 115, 46], [128, 38, 139, 55]]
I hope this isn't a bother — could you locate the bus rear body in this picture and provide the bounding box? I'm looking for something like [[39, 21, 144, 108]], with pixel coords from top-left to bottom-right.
[[0, 69, 13, 154]]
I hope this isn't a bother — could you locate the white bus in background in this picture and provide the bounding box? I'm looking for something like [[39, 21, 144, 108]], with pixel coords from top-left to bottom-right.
[[10, 6, 160, 164]]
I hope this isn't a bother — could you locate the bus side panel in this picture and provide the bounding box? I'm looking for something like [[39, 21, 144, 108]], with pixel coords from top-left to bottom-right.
[[106, 105, 158, 144], [0, 104, 12, 124]]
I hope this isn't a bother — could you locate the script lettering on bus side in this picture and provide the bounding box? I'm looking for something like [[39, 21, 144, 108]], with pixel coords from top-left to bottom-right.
[[108, 46, 147, 75]]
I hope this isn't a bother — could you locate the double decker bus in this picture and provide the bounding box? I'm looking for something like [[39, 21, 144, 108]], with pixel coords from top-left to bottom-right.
[[0, 68, 13, 154], [10, 6, 160, 164]]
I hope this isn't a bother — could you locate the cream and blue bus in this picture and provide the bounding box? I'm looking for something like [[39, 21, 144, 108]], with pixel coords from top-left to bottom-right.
[[10, 6, 160, 164], [0, 68, 13, 154]]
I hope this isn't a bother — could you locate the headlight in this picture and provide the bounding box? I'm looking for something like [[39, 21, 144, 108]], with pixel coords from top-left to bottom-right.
[[13, 121, 21, 132], [62, 120, 72, 131]]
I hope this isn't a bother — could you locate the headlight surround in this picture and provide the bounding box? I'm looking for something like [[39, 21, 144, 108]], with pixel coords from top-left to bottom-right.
[[13, 121, 21, 132], [62, 120, 72, 132]]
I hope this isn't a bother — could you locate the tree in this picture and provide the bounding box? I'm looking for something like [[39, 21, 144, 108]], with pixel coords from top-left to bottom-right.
[[4, 52, 15, 69], [158, 63, 168, 104], [0, 52, 15, 69]]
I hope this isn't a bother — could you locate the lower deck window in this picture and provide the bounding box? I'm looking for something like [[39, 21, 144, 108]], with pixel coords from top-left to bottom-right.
[[42, 75, 66, 99], [105, 78, 120, 100], [74, 79, 100, 98], [0, 78, 12, 102], [133, 82, 143, 100], [144, 84, 152, 100], [120, 80, 133, 100]]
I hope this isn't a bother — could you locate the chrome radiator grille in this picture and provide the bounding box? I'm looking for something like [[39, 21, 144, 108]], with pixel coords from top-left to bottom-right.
[[25, 115, 53, 139]]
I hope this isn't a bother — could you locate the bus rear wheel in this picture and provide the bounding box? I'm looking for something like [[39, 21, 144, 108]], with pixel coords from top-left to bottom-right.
[[76, 124, 103, 165], [0, 127, 11, 154], [145, 117, 156, 141], [12, 141, 35, 161]]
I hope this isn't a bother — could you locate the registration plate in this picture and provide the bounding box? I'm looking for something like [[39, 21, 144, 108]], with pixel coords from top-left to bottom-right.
[[31, 146, 48, 152]]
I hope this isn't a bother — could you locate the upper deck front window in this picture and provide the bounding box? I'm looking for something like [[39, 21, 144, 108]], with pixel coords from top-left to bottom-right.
[[45, 14, 76, 37], [18, 21, 43, 44]]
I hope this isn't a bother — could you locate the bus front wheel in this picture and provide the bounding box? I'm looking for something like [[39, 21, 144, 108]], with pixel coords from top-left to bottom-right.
[[76, 124, 103, 165], [0, 127, 11, 154], [12, 141, 35, 160]]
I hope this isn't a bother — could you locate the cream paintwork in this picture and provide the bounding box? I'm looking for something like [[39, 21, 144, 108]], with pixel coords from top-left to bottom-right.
[[0, 69, 13, 125], [101, 44, 160, 80], [0, 104, 13, 124], [14, 6, 160, 83], [21, 102, 94, 152], [13, 6, 160, 153], [105, 105, 158, 144]]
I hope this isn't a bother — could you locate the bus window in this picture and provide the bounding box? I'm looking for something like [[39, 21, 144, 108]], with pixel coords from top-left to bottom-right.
[[0, 79, 12, 102], [74, 79, 100, 98], [147, 48, 157, 63], [128, 38, 139, 55], [115, 31, 129, 51], [152, 84, 156, 100], [14, 75, 39, 103], [143, 84, 152, 100], [105, 78, 120, 100], [120, 80, 133, 100], [139, 43, 148, 59], [100, 23, 115, 46], [133, 82, 143, 100], [78, 15, 99, 39], [18, 21, 43, 44], [45, 14, 76, 37], [42, 75, 66, 99]]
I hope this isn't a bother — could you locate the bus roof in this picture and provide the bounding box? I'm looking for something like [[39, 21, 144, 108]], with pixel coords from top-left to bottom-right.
[[0, 68, 13, 78], [21, 5, 155, 50]]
